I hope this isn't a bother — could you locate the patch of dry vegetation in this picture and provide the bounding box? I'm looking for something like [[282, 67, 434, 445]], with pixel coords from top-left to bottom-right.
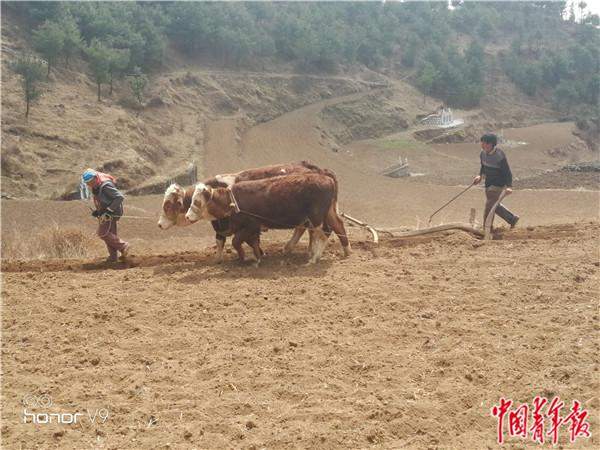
[[1, 224, 93, 260]]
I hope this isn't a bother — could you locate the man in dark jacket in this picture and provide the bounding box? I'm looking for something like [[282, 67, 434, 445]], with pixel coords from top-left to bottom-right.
[[473, 134, 519, 229], [82, 168, 130, 262]]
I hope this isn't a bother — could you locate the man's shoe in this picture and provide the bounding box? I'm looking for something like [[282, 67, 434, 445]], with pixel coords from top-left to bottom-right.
[[120, 243, 130, 259], [510, 216, 519, 229], [106, 256, 118, 263]]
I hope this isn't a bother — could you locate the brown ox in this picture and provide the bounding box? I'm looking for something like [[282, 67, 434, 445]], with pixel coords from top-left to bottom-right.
[[158, 162, 339, 261], [184, 172, 350, 265]]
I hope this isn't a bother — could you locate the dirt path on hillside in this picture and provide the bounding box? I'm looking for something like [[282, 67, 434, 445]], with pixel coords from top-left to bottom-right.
[[173, 66, 390, 88], [203, 89, 387, 173], [202, 118, 244, 179]]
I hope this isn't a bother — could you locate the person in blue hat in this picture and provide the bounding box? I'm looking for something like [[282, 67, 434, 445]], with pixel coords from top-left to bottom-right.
[[82, 168, 130, 262]]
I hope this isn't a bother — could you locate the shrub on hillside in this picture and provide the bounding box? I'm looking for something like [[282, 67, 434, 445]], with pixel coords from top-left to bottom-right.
[[9, 55, 47, 118]]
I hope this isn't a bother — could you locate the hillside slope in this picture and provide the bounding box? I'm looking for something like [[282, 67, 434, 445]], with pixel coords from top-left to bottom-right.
[[1, 60, 379, 198], [2, 5, 583, 200]]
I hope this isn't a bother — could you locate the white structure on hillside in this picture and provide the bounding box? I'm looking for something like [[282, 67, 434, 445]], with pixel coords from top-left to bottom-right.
[[420, 107, 464, 128]]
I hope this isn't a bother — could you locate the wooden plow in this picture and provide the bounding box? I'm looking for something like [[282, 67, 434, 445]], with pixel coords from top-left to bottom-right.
[[341, 189, 508, 242]]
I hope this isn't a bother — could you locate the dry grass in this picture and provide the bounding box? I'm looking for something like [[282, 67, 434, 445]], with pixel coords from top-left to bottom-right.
[[1, 224, 94, 260]]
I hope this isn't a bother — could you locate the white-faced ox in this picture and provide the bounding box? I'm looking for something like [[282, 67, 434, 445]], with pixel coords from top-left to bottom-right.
[[185, 172, 350, 265], [158, 162, 331, 261]]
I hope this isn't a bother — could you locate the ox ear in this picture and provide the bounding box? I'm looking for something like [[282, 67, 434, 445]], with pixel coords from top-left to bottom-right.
[[201, 186, 213, 200]]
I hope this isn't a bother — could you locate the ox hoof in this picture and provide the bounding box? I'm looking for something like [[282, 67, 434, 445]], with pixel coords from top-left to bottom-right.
[[343, 247, 351, 257]]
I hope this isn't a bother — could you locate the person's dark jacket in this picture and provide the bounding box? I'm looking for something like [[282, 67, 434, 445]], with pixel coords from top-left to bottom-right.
[[93, 181, 124, 219], [479, 148, 513, 188]]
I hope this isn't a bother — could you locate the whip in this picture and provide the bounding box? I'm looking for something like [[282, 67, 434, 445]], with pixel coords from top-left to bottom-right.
[[428, 182, 475, 225]]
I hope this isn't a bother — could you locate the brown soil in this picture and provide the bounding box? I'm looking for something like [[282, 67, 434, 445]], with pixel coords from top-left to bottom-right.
[[2, 222, 599, 449], [515, 171, 600, 191]]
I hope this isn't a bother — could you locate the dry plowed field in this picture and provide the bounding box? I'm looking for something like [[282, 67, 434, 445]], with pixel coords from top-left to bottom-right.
[[2, 220, 598, 449]]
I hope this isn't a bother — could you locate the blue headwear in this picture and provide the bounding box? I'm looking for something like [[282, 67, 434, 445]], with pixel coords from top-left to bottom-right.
[[82, 168, 97, 183]]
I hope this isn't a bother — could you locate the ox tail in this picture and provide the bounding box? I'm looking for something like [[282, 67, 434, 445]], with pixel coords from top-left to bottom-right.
[[298, 162, 349, 254], [322, 168, 339, 214], [325, 198, 350, 254], [320, 169, 349, 254]]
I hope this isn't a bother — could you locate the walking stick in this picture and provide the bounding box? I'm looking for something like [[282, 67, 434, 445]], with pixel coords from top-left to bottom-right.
[[428, 182, 475, 225]]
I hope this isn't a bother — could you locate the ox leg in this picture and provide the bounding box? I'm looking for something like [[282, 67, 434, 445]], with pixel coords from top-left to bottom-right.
[[323, 221, 333, 239], [258, 235, 266, 257], [284, 226, 305, 254], [232, 233, 246, 262], [215, 234, 226, 263], [308, 227, 328, 264], [307, 228, 315, 259], [327, 209, 351, 257], [249, 233, 262, 267]]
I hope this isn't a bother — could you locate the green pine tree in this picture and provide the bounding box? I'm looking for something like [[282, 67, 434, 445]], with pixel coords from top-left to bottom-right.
[[10, 55, 47, 118], [85, 40, 112, 101], [32, 20, 65, 77]]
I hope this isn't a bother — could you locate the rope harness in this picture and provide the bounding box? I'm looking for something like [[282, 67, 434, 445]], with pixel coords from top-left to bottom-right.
[[101, 214, 156, 221], [95, 213, 156, 238], [227, 187, 240, 214]]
